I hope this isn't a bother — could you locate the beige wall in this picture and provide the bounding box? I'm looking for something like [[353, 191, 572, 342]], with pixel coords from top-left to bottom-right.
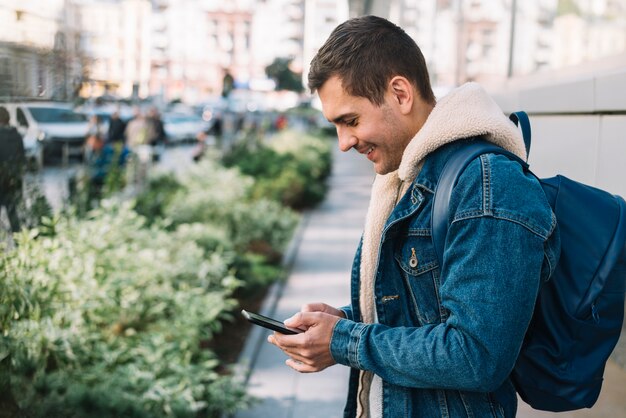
[[489, 55, 626, 199]]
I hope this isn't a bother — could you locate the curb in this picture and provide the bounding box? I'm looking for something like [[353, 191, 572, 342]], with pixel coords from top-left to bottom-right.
[[230, 210, 312, 387]]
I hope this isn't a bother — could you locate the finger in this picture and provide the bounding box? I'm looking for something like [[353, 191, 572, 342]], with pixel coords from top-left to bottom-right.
[[284, 311, 321, 328], [301, 302, 327, 313], [286, 358, 320, 373], [268, 333, 304, 350]]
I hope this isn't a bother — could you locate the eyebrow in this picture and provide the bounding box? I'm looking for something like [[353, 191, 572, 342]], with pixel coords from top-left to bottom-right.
[[330, 113, 358, 124]]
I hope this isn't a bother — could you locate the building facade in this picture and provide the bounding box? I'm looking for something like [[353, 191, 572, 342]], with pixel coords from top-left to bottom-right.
[[0, 0, 83, 100]]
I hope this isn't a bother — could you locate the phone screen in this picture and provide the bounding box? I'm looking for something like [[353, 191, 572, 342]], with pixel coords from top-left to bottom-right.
[[241, 309, 302, 335]]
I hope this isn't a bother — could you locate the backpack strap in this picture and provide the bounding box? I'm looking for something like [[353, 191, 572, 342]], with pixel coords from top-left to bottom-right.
[[509, 111, 531, 159], [431, 139, 528, 268]]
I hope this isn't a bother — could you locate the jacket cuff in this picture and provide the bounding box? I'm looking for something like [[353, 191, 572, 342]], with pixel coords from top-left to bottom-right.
[[330, 318, 366, 369], [339, 305, 353, 321]]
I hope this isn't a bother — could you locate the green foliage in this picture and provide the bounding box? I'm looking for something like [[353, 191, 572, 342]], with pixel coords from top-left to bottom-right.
[[0, 129, 331, 417], [133, 172, 182, 224], [223, 130, 332, 210], [264, 57, 303, 92], [0, 201, 247, 417], [162, 158, 299, 262]]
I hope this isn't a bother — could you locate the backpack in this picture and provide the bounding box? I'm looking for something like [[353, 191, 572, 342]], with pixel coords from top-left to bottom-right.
[[431, 111, 626, 412]]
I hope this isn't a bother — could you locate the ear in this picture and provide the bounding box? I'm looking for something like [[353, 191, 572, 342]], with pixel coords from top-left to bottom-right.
[[388, 76, 413, 115]]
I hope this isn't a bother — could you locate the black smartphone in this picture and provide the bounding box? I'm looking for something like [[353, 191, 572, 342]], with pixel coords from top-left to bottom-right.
[[241, 309, 303, 335]]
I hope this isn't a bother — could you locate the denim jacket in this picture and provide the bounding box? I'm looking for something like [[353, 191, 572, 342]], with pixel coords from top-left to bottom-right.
[[330, 140, 560, 418]]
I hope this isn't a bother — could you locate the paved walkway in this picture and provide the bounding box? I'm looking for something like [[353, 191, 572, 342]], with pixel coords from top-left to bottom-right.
[[235, 145, 373, 418], [235, 145, 626, 418]]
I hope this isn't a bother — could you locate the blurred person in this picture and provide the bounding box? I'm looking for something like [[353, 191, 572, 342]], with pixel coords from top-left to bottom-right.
[[85, 114, 105, 161], [146, 107, 166, 162], [107, 110, 127, 144], [84, 132, 109, 199], [146, 107, 166, 146], [268, 16, 559, 418], [0, 106, 26, 233], [193, 112, 224, 162], [275, 113, 288, 131], [124, 108, 152, 188]]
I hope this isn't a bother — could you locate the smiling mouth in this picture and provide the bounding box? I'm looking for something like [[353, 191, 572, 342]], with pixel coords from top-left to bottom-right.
[[359, 146, 374, 155]]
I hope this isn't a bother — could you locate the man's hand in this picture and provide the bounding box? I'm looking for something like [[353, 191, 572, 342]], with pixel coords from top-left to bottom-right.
[[268, 303, 345, 373], [300, 302, 346, 318]]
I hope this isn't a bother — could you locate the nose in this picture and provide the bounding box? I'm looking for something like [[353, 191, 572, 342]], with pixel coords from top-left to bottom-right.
[[337, 127, 357, 152]]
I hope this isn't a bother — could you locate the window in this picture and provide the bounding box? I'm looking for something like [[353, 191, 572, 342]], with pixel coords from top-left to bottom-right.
[[27, 107, 87, 123]]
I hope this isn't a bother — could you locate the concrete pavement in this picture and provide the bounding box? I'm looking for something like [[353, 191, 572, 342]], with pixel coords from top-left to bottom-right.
[[234, 144, 626, 417], [234, 145, 374, 418]]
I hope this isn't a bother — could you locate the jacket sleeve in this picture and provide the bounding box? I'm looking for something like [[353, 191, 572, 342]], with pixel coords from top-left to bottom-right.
[[339, 305, 354, 321], [329, 155, 557, 392]]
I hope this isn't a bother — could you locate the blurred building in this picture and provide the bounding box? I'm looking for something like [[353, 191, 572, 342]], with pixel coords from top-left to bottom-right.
[[78, 0, 152, 99], [0, 0, 83, 100], [252, 0, 304, 76], [346, 0, 626, 93], [302, 0, 349, 90], [2, 0, 626, 103]]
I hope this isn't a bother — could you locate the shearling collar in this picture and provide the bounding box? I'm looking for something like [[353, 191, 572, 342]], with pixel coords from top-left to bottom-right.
[[398, 82, 527, 182]]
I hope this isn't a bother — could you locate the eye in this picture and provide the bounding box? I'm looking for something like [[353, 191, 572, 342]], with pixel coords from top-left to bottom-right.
[[345, 118, 358, 127]]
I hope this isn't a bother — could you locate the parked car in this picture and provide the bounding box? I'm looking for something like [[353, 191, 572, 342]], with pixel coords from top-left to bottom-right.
[[3, 102, 90, 166], [163, 113, 210, 144]]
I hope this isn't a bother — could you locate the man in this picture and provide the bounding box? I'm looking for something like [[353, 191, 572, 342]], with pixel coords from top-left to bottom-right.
[[0, 106, 26, 233], [269, 15, 559, 418], [107, 110, 127, 144]]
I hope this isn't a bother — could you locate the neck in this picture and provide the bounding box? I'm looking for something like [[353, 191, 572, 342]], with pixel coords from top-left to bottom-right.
[[408, 101, 435, 138]]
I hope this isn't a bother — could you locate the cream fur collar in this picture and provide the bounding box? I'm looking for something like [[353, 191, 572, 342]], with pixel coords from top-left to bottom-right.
[[358, 82, 527, 324]]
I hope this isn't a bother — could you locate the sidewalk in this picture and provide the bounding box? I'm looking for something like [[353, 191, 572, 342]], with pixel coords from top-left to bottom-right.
[[234, 145, 626, 418], [234, 146, 373, 418]]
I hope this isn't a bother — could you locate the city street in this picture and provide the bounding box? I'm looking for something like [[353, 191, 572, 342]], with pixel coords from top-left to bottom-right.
[[31, 143, 197, 211]]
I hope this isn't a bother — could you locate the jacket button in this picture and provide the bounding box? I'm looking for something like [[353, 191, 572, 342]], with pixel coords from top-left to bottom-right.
[[409, 247, 418, 268]]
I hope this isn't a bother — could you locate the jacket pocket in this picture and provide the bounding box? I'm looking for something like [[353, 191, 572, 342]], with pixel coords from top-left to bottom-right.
[[394, 235, 446, 325]]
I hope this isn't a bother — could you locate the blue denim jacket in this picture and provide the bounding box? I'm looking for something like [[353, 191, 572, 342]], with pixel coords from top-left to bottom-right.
[[330, 141, 560, 418]]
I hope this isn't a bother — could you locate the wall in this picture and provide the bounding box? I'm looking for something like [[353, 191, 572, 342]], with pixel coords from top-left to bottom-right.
[[488, 53, 626, 199]]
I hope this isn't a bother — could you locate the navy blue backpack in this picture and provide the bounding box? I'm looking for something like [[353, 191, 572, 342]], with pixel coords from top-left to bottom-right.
[[432, 111, 626, 412]]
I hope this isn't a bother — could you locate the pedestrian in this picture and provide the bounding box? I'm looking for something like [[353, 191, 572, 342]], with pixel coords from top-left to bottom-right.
[[268, 15, 559, 418], [84, 114, 105, 161], [146, 107, 166, 162], [124, 108, 152, 189], [124, 107, 149, 150], [146, 107, 166, 146], [0, 106, 26, 233], [107, 110, 127, 144]]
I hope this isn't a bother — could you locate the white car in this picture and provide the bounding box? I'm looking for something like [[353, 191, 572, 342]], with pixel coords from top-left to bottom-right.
[[3, 102, 90, 166], [163, 113, 210, 144]]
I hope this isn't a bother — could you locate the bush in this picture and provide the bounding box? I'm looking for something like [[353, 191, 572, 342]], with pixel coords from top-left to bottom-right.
[[222, 129, 332, 210], [162, 158, 299, 272], [0, 126, 331, 417], [0, 201, 248, 417]]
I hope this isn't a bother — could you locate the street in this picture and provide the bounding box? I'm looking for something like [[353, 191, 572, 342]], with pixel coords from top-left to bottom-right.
[[32, 143, 197, 212]]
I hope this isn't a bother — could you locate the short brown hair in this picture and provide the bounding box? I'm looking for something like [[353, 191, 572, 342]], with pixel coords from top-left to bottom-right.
[[308, 15, 435, 106]]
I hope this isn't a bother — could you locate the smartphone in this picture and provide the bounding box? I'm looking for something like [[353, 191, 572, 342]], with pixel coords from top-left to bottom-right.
[[241, 309, 303, 335]]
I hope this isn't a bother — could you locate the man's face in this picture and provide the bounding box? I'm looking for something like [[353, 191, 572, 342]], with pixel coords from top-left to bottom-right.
[[318, 76, 413, 175]]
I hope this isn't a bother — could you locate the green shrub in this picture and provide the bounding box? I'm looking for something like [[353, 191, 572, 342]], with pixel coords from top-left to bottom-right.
[[0, 125, 332, 417], [163, 158, 299, 262], [133, 172, 182, 224], [222, 129, 332, 209], [0, 201, 248, 417]]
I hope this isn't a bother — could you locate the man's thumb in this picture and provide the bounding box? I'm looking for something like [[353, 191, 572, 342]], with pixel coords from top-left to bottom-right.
[[284, 312, 317, 328]]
